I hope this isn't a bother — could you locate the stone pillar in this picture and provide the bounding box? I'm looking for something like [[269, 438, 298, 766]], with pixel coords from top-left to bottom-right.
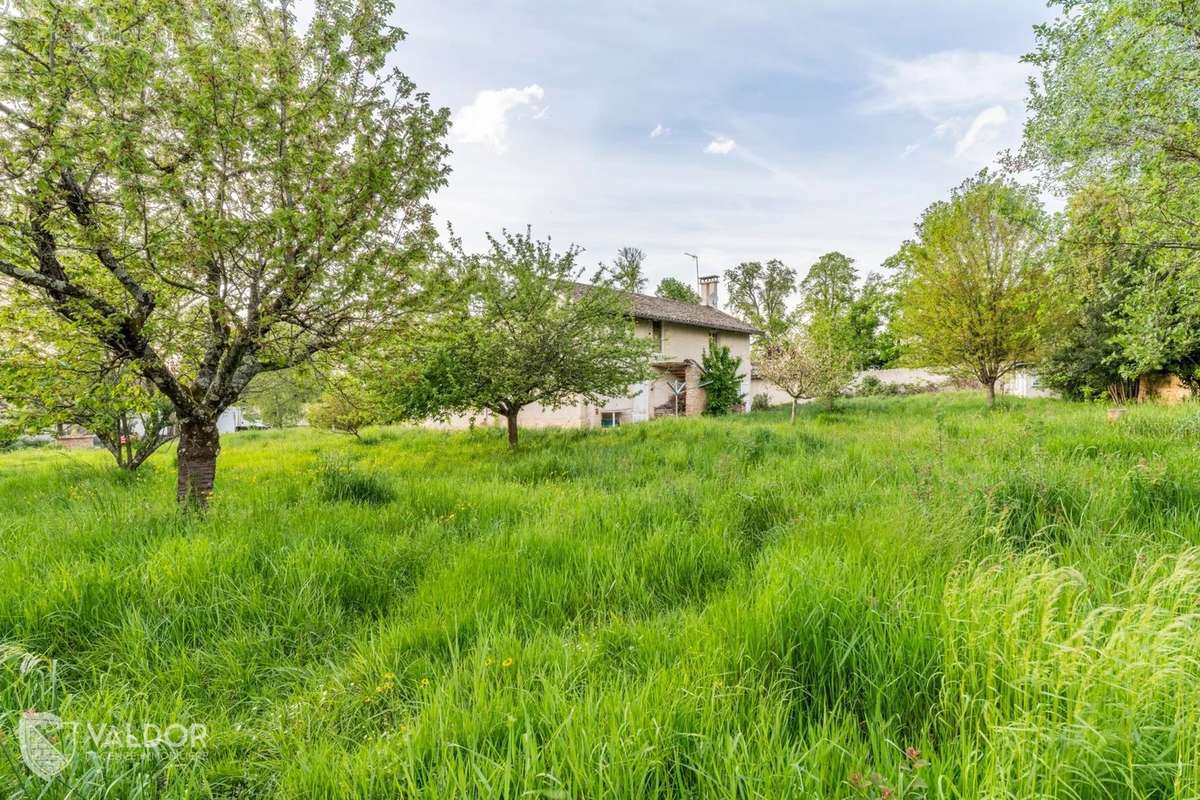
[[685, 362, 706, 417]]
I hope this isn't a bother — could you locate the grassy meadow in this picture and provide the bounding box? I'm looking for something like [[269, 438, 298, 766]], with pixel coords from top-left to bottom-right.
[[1, 393, 1200, 798]]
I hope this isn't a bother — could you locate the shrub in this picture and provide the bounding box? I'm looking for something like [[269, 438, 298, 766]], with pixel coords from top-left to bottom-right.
[[751, 393, 771, 412], [700, 345, 746, 416]]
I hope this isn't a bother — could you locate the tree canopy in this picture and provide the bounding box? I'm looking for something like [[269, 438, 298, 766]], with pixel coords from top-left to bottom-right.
[[1021, 0, 1200, 386], [0, 301, 175, 468], [0, 0, 450, 504], [846, 272, 901, 370], [893, 172, 1052, 405], [655, 277, 701, 304], [612, 247, 647, 293], [723, 259, 796, 341], [378, 230, 651, 448], [756, 332, 821, 422], [799, 252, 857, 323]]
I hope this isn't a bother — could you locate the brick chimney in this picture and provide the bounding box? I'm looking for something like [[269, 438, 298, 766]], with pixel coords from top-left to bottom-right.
[[699, 275, 719, 307]]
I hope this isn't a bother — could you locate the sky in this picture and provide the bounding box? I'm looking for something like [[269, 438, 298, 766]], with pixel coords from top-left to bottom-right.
[[378, 0, 1056, 295]]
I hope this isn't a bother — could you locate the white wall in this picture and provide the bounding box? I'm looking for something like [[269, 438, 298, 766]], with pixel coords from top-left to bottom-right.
[[217, 407, 245, 434], [999, 370, 1057, 399]]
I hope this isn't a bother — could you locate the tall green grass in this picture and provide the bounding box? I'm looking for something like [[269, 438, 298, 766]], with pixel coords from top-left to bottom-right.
[[0, 394, 1197, 798]]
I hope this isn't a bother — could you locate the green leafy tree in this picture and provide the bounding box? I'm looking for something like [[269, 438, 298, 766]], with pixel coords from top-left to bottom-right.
[[306, 377, 381, 439], [379, 230, 651, 449], [723, 259, 797, 341], [0, 300, 175, 469], [612, 247, 647, 293], [805, 316, 855, 410], [800, 252, 857, 322], [655, 277, 701, 304], [847, 272, 901, 369], [699, 345, 746, 416], [893, 172, 1052, 406], [1021, 0, 1200, 384], [0, 0, 450, 505], [1038, 182, 1142, 401], [242, 368, 318, 429], [796, 251, 858, 408]]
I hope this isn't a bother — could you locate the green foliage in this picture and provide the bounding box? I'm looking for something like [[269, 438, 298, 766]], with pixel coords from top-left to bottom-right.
[[377, 229, 651, 448], [0, 0, 450, 502], [699, 345, 746, 416], [3, 396, 1200, 797], [612, 246, 647, 293], [893, 172, 1052, 405], [723, 259, 797, 341], [853, 376, 930, 398], [847, 273, 901, 369], [1022, 0, 1200, 382], [306, 380, 381, 438], [241, 369, 319, 429], [800, 252, 857, 321], [1037, 183, 1143, 401], [790, 252, 859, 410], [0, 302, 176, 470], [655, 277, 702, 304]]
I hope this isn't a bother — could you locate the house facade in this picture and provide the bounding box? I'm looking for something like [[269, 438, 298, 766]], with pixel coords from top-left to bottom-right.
[[430, 277, 761, 430]]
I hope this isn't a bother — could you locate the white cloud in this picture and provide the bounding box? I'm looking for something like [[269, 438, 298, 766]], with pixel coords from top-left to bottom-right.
[[454, 84, 546, 153], [650, 123, 670, 138], [704, 136, 737, 155], [900, 143, 920, 160], [954, 105, 1008, 157], [864, 50, 1029, 118], [933, 119, 958, 139]]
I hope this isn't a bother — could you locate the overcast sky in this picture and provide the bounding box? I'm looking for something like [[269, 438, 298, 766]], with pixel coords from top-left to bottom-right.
[[379, 1, 1054, 292]]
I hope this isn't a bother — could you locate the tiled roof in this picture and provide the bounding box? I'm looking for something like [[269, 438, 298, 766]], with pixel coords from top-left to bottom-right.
[[572, 283, 763, 335]]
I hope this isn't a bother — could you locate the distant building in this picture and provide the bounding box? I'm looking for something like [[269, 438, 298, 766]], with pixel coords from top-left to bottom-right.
[[429, 277, 762, 430], [998, 368, 1058, 399], [217, 407, 248, 434], [53, 406, 250, 450], [1137, 373, 1194, 404]]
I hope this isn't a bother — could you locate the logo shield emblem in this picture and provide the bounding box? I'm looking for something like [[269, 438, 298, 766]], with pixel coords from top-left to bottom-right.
[[18, 711, 70, 780]]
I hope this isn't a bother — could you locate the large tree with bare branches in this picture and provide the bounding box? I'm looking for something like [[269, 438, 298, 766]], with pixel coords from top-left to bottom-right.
[[0, 0, 449, 504]]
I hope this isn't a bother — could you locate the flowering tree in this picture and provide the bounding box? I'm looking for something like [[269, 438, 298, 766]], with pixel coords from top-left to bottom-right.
[[0, 0, 449, 505], [757, 334, 819, 422]]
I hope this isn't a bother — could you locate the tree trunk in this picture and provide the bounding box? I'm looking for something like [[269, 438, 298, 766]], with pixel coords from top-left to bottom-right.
[[121, 414, 134, 469], [505, 409, 520, 450], [790, 397, 797, 423], [985, 380, 997, 407], [177, 417, 220, 508]]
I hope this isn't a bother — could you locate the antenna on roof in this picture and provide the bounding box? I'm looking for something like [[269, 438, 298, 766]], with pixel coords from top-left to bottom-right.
[[683, 252, 699, 297]]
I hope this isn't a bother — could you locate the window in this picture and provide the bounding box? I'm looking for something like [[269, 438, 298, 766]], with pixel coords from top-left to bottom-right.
[[601, 412, 622, 428], [651, 320, 663, 353], [707, 331, 719, 351]]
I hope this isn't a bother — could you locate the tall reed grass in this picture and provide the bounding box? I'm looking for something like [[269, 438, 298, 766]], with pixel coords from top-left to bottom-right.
[[0, 394, 1196, 798]]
